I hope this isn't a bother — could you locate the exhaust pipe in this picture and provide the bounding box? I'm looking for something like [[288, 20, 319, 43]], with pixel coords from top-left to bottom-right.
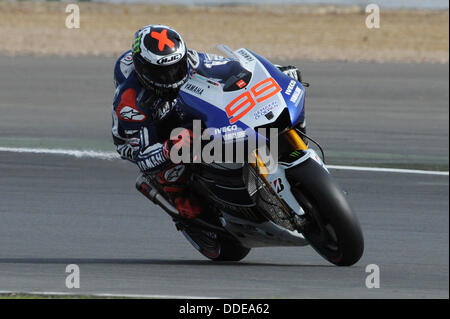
[[136, 174, 228, 234], [136, 174, 180, 218]]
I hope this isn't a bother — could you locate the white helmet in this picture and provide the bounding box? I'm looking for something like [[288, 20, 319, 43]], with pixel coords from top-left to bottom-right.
[[132, 25, 188, 99]]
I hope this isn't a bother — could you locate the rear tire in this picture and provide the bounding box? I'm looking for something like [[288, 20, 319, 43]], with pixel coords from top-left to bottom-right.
[[286, 159, 364, 266], [182, 228, 251, 262], [212, 238, 251, 262]]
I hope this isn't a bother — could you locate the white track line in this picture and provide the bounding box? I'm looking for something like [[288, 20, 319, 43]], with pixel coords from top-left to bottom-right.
[[327, 165, 449, 176], [0, 147, 119, 160], [0, 290, 220, 299], [0, 147, 448, 176]]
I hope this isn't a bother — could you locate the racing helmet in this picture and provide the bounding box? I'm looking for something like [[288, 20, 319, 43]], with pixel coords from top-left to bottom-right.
[[132, 25, 188, 99]]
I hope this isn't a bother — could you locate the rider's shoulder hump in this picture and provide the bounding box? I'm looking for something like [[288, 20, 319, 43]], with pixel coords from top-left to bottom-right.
[[114, 50, 134, 86]]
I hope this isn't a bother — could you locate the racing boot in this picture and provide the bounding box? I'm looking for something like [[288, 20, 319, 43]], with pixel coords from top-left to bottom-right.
[[156, 164, 202, 219]]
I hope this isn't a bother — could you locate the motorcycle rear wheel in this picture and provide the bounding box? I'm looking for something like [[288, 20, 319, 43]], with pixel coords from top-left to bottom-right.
[[182, 228, 251, 262]]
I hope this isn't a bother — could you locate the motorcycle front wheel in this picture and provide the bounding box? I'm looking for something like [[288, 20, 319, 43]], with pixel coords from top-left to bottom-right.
[[286, 158, 364, 266]]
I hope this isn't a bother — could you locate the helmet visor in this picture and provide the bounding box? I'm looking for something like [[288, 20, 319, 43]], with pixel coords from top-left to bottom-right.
[[139, 54, 188, 88]]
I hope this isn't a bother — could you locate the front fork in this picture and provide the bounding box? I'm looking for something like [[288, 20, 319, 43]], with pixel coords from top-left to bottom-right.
[[251, 128, 324, 217], [284, 128, 309, 151]]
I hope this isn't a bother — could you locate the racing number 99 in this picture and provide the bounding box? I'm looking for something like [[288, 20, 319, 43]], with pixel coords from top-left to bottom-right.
[[225, 77, 281, 124]]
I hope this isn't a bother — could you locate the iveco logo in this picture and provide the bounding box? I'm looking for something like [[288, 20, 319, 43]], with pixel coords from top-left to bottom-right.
[[156, 53, 182, 65]]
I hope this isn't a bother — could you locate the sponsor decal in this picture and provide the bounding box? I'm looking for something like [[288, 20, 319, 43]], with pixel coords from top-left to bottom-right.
[[206, 79, 220, 86], [236, 49, 254, 62], [121, 54, 133, 65], [254, 101, 278, 120], [223, 130, 246, 141], [214, 125, 238, 135], [163, 165, 185, 182], [273, 178, 285, 193], [118, 106, 146, 121], [311, 152, 324, 167], [289, 150, 303, 158], [285, 80, 296, 95], [117, 89, 147, 122], [132, 35, 142, 54], [184, 83, 204, 95], [236, 79, 247, 89], [290, 86, 304, 105], [156, 53, 183, 65], [212, 125, 245, 141]]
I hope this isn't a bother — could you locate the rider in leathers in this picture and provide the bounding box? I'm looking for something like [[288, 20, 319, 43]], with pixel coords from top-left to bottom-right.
[[112, 25, 304, 219]]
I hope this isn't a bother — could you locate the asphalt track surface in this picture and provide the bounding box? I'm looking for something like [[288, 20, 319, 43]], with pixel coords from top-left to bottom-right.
[[0, 56, 448, 298]]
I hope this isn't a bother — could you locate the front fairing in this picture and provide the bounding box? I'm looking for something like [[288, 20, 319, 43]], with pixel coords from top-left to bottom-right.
[[178, 48, 305, 139]]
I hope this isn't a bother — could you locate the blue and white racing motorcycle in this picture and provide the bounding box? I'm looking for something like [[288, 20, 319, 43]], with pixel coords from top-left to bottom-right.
[[137, 45, 364, 266]]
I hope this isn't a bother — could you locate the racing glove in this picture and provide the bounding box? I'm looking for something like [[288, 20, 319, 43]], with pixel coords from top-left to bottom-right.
[[162, 128, 195, 162], [135, 127, 168, 173], [136, 127, 195, 172], [116, 138, 140, 162], [277, 65, 303, 82]]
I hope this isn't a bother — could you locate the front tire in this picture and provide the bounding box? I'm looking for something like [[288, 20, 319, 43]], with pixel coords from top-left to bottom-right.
[[286, 159, 364, 266]]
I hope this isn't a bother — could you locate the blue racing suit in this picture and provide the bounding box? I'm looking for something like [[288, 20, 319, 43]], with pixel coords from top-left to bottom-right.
[[111, 49, 240, 173]]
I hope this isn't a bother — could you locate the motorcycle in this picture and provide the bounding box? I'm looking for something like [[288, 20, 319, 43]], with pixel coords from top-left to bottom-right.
[[136, 45, 364, 266]]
